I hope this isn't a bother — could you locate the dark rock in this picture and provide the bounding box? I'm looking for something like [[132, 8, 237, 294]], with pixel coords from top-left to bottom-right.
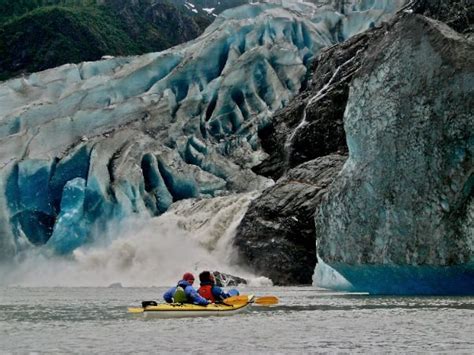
[[234, 154, 347, 285], [108, 282, 123, 288], [212, 271, 247, 287], [412, 0, 474, 33], [252, 23, 390, 180]]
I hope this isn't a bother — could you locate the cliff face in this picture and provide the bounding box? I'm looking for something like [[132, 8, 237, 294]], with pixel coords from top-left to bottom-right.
[[411, 0, 474, 34], [314, 13, 473, 292], [252, 24, 390, 180], [102, 0, 212, 46], [310, 1, 473, 294], [235, 154, 346, 285], [153, 0, 251, 16]]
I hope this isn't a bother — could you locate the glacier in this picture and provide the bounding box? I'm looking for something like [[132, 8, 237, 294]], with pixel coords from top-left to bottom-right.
[[0, 0, 406, 261]]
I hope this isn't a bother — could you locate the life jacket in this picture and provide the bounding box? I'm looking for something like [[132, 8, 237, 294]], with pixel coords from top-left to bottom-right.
[[173, 285, 187, 303], [198, 285, 215, 303]]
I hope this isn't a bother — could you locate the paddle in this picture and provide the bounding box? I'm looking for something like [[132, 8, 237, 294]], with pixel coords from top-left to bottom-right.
[[254, 296, 279, 305], [222, 295, 249, 305], [223, 295, 279, 306]]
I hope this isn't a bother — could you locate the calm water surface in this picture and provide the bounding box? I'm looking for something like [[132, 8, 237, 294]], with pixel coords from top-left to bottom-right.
[[1, 286, 473, 353]]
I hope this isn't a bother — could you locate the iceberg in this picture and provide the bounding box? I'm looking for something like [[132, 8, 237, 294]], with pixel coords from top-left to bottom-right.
[[0, 0, 405, 258]]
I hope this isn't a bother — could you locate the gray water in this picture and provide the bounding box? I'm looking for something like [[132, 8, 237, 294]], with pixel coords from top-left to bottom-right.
[[1, 286, 473, 354]]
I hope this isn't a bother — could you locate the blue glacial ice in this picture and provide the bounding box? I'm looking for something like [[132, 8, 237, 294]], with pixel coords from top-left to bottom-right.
[[314, 261, 474, 295], [0, 0, 405, 257], [46, 178, 89, 255]]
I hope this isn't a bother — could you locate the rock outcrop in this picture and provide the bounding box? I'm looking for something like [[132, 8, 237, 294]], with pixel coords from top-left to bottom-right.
[[253, 23, 391, 180], [213, 271, 247, 287], [234, 154, 346, 284], [412, 0, 474, 34], [314, 13, 473, 294]]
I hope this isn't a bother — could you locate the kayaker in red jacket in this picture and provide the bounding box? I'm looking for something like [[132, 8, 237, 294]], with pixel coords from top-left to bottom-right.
[[198, 271, 239, 303]]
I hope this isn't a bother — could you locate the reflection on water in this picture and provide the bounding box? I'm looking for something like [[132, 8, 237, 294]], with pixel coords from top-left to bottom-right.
[[1, 286, 473, 353]]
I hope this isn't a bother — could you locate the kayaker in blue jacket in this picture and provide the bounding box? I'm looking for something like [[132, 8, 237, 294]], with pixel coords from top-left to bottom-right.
[[198, 271, 239, 303], [163, 272, 209, 306]]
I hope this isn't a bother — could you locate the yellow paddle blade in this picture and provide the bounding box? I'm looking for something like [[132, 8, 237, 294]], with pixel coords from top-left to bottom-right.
[[254, 296, 279, 305], [223, 295, 250, 306], [223, 295, 278, 306], [128, 307, 144, 313]]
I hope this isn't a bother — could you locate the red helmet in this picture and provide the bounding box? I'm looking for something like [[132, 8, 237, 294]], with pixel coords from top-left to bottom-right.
[[182, 272, 195, 282]]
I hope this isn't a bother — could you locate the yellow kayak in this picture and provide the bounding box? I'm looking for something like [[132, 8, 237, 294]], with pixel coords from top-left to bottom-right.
[[128, 295, 254, 318]]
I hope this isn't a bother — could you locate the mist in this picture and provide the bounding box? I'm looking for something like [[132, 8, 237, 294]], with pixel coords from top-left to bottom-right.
[[0, 192, 270, 287]]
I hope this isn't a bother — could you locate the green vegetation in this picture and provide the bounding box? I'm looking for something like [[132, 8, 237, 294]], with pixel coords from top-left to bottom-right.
[[0, 6, 136, 80], [0, 0, 98, 24], [0, 0, 211, 81]]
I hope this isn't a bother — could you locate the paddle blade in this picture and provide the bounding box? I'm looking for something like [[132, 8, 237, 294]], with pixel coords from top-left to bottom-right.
[[255, 296, 279, 305], [223, 295, 251, 306], [223, 294, 278, 306], [128, 307, 144, 313]]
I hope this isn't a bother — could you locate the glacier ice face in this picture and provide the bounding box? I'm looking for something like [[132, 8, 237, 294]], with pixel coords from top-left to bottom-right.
[[314, 14, 474, 295], [0, 0, 405, 257]]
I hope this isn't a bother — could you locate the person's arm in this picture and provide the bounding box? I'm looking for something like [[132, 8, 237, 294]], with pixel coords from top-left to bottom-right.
[[163, 287, 175, 303], [212, 286, 229, 301], [187, 287, 210, 306]]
